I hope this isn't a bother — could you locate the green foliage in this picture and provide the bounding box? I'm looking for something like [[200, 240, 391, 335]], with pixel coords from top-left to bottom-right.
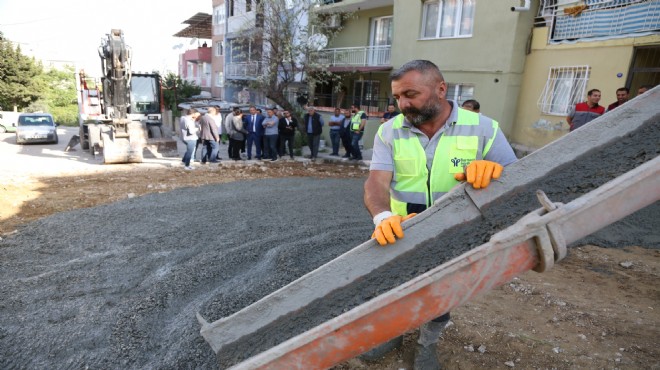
[[162, 73, 201, 116], [25, 64, 78, 125], [0, 32, 45, 111]]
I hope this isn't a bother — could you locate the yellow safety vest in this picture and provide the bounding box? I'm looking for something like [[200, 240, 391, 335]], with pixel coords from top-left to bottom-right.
[[378, 109, 499, 216], [351, 111, 365, 131]]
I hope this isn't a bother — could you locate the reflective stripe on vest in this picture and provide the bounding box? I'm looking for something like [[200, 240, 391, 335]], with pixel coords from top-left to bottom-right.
[[351, 111, 365, 130], [379, 110, 499, 216]]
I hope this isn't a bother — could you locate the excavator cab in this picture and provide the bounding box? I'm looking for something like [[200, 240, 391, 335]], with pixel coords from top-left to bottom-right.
[[76, 29, 178, 164]]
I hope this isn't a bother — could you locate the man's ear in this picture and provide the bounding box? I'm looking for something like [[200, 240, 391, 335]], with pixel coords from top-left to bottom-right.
[[436, 80, 447, 100]]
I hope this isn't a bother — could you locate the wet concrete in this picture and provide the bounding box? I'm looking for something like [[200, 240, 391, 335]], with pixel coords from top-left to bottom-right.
[[216, 120, 659, 367]]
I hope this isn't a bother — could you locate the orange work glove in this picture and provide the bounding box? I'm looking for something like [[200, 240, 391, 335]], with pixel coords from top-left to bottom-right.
[[454, 160, 503, 189], [371, 212, 417, 246]]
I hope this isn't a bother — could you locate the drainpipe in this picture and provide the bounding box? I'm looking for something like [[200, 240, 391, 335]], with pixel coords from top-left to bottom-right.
[[511, 0, 530, 12]]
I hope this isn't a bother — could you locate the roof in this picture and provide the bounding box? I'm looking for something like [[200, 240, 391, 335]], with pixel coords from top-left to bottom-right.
[[173, 12, 212, 39]]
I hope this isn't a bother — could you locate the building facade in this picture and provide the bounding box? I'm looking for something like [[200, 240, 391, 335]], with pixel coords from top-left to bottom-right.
[[511, 0, 660, 150]]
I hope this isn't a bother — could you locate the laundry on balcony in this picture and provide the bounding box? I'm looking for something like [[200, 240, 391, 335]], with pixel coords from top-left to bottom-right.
[[551, 0, 660, 42]]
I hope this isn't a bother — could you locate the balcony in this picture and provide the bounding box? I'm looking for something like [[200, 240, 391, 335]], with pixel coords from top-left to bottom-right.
[[183, 47, 212, 63], [316, 46, 391, 68], [225, 61, 264, 79], [536, 0, 660, 43], [314, 0, 393, 13]]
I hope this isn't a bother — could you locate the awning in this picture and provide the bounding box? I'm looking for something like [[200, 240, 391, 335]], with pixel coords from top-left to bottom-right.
[[173, 12, 212, 39], [327, 66, 393, 73]]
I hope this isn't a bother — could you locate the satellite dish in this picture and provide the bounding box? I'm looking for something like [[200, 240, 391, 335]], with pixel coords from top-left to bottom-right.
[[308, 34, 328, 51]]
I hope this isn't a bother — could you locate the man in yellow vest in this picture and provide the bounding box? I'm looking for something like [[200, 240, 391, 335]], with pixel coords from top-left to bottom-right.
[[349, 104, 367, 160], [363, 60, 517, 369]]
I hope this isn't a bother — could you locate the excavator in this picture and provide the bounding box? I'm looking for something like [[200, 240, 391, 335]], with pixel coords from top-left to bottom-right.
[[75, 29, 178, 164], [196, 87, 659, 369]]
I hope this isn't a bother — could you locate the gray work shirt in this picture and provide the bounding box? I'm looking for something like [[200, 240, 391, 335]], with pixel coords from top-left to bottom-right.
[[370, 101, 517, 172]]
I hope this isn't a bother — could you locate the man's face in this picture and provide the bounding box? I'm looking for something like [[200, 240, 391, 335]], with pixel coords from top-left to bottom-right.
[[587, 91, 601, 105], [351, 106, 357, 113], [392, 71, 445, 127], [387, 105, 395, 113], [267, 110, 274, 117], [638, 87, 648, 95], [334, 109, 340, 116], [249, 107, 257, 115], [616, 90, 629, 104]]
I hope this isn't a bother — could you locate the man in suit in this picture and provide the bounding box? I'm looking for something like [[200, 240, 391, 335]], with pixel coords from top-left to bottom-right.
[[243, 105, 265, 160]]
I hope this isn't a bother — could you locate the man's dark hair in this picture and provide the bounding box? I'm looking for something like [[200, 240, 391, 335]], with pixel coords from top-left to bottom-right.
[[390, 60, 444, 84], [249, 105, 257, 109], [587, 89, 601, 96], [616, 87, 629, 94], [639, 84, 654, 91], [462, 99, 480, 110]]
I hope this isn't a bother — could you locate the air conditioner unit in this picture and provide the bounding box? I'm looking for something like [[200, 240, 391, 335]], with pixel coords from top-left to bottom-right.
[[327, 14, 341, 28]]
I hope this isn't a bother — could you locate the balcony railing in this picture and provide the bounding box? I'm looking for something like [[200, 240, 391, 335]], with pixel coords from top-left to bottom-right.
[[225, 61, 264, 79], [316, 46, 391, 67], [536, 0, 660, 43]]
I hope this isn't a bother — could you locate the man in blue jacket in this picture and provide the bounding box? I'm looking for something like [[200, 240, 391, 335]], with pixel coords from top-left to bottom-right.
[[243, 105, 265, 160]]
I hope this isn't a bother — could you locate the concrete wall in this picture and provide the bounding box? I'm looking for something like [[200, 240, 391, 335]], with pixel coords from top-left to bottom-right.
[[511, 28, 660, 149]]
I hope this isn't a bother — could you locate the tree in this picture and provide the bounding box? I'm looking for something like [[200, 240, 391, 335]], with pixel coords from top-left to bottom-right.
[[28, 65, 78, 125], [231, 0, 350, 118], [161, 72, 202, 115], [0, 32, 44, 111]]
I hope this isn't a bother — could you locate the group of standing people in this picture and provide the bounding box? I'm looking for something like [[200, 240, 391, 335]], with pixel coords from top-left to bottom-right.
[[179, 107, 222, 170], [567, 85, 653, 132]]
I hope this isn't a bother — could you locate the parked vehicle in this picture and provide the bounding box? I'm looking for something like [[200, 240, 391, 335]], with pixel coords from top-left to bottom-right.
[[0, 111, 20, 133], [15, 113, 59, 144]]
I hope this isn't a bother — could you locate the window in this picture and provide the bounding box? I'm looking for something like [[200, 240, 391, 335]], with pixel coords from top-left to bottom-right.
[[354, 80, 380, 106], [246, 0, 252, 12], [421, 0, 475, 39], [538, 66, 590, 115], [229, 0, 235, 17], [446, 83, 474, 106], [213, 6, 226, 25], [216, 72, 224, 87], [215, 41, 223, 56]]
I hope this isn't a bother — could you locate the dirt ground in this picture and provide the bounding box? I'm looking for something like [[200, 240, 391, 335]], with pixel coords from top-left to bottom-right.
[[1, 130, 658, 369]]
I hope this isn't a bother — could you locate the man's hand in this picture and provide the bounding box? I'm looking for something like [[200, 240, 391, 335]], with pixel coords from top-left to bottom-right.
[[371, 213, 417, 246], [454, 160, 503, 189]]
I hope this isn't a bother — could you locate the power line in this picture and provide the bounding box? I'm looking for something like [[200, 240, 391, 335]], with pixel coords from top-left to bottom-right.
[[0, 17, 59, 26]]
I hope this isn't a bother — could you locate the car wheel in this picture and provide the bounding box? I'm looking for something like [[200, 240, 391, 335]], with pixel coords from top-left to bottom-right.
[[0, 125, 6, 133]]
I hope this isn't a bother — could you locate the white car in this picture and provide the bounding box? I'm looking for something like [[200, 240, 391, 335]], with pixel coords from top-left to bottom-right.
[[15, 113, 59, 145]]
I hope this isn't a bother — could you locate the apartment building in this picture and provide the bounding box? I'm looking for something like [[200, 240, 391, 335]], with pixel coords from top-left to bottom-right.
[[174, 13, 213, 93], [212, 0, 227, 98], [512, 0, 660, 150], [314, 0, 536, 147]]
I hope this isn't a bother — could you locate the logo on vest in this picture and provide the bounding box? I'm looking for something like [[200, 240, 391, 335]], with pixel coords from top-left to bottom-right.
[[451, 157, 473, 168]]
